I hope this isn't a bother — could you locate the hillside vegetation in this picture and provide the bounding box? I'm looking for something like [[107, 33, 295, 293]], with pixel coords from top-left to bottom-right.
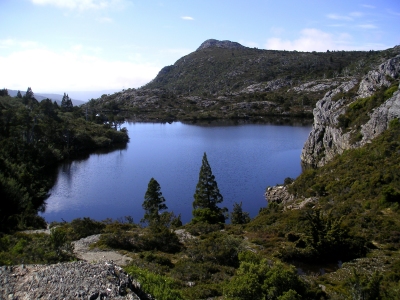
[[1, 41, 400, 299], [0, 89, 128, 232], [83, 41, 400, 122], [1, 102, 399, 299]]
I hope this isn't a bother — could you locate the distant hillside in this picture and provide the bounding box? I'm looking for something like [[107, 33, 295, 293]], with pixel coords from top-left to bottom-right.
[[7, 90, 85, 106], [144, 40, 397, 95], [84, 40, 400, 122]]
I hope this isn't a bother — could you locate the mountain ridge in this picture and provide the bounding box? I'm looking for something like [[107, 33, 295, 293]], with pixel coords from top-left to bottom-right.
[[84, 40, 400, 122]]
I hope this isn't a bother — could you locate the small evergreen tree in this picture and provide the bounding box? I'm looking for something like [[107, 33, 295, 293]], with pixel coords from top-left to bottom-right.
[[142, 178, 167, 225], [0, 88, 9, 97], [22, 87, 38, 108], [231, 201, 250, 225], [25, 87, 34, 99], [192, 152, 227, 224], [61, 93, 73, 111], [16, 90, 22, 98]]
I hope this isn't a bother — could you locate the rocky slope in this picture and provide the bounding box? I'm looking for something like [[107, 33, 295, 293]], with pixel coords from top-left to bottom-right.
[[301, 53, 400, 167], [0, 261, 148, 300], [85, 40, 400, 122]]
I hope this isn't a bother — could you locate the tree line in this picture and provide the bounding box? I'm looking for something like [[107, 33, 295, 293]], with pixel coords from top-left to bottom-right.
[[0, 87, 129, 232], [142, 152, 250, 228]]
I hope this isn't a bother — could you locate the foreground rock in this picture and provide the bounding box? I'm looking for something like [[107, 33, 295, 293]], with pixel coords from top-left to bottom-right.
[[0, 261, 149, 300]]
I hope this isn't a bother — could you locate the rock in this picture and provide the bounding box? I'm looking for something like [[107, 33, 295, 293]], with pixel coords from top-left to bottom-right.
[[196, 39, 245, 51], [357, 55, 400, 98], [300, 79, 358, 166], [241, 79, 291, 94], [265, 185, 294, 205], [0, 261, 147, 299], [360, 89, 400, 144], [288, 79, 340, 93], [265, 185, 318, 210], [301, 55, 400, 167], [174, 229, 195, 243]]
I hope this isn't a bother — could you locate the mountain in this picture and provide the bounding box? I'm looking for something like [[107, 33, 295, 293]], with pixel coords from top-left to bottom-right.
[[144, 40, 397, 95], [7, 90, 85, 106], [196, 39, 246, 51], [85, 39, 400, 122]]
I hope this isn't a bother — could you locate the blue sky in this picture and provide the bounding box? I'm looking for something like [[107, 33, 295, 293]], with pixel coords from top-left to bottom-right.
[[1, 0, 399, 98]]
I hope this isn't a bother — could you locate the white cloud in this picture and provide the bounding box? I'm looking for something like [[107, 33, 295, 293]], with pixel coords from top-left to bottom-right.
[[349, 11, 363, 17], [0, 48, 161, 92], [239, 40, 259, 48], [265, 28, 353, 52], [358, 24, 378, 29], [98, 16, 113, 23], [0, 39, 15, 48], [327, 14, 353, 21], [31, 0, 125, 11], [0, 39, 38, 49], [181, 16, 194, 21], [362, 4, 375, 9]]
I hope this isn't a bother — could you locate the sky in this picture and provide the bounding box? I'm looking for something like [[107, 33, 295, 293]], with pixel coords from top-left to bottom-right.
[[1, 0, 399, 99]]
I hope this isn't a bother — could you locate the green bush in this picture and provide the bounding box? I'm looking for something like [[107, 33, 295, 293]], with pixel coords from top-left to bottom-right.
[[0, 233, 74, 265], [139, 252, 173, 268], [184, 232, 243, 267], [69, 217, 105, 240], [224, 253, 313, 300], [124, 265, 183, 300], [137, 226, 182, 253]]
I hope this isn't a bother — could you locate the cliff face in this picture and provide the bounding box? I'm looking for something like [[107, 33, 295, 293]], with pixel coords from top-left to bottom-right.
[[301, 55, 400, 167]]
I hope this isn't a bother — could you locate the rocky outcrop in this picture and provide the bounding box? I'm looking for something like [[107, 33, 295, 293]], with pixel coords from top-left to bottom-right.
[[0, 261, 148, 300], [265, 185, 318, 210], [301, 55, 400, 167], [300, 79, 358, 166], [358, 56, 400, 98], [241, 79, 292, 94], [265, 185, 294, 205], [196, 39, 245, 51], [288, 79, 340, 93], [360, 90, 400, 142]]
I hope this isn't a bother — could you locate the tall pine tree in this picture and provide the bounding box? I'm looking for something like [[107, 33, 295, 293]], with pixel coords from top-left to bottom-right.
[[142, 178, 167, 225], [61, 93, 73, 112], [192, 152, 227, 224]]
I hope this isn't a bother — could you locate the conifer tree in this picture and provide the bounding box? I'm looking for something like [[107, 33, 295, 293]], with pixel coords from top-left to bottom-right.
[[231, 201, 250, 225], [61, 93, 73, 111], [25, 87, 34, 99], [16, 90, 22, 98], [142, 178, 167, 225], [192, 152, 227, 224]]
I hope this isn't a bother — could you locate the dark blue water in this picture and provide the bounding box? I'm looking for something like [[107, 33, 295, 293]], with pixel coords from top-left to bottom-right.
[[41, 121, 311, 224]]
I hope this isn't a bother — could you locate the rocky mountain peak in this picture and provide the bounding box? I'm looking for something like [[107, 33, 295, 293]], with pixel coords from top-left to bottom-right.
[[196, 39, 246, 51]]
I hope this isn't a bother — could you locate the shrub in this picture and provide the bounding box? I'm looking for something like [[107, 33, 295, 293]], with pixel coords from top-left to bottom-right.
[[69, 217, 105, 240], [124, 265, 183, 300], [185, 232, 243, 267], [137, 226, 182, 253]]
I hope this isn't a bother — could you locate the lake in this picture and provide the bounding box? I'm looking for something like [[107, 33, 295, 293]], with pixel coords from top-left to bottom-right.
[[41, 121, 312, 224]]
